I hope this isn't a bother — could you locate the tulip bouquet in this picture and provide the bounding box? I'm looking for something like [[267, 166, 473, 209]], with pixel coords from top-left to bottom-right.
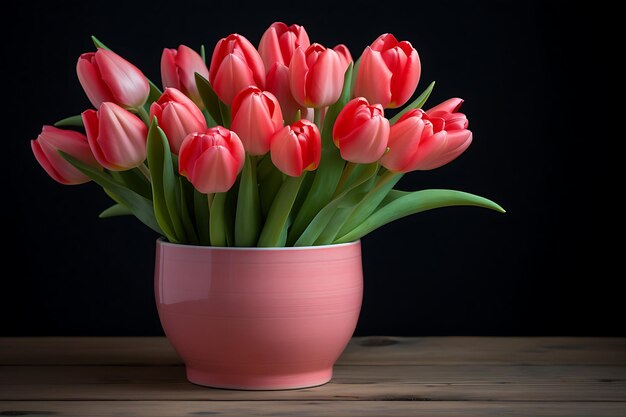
[[31, 23, 503, 247]]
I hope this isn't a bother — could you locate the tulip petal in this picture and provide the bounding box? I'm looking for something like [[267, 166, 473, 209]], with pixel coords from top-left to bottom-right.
[[354, 48, 393, 107]]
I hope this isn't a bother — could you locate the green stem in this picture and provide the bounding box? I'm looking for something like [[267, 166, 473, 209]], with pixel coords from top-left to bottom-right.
[[235, 154, 261, 247], [333, 162, 356, 198], [336, 170, 402, 238], [313, 107, 322, 129], [258, 173, 306, 247], [137, 163, 151, 181], [210, 192, 228, 246], [136, 106, 151, 125]]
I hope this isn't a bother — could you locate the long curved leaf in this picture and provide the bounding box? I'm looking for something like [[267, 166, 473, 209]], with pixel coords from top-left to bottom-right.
[[294, 163, 378, 246], [60, 152, 163, 235], [54, 115, 84, 128], [235, 155, 261, 246], [334, 189, 505, 243], [195, 73, 223, 126], [99, 203, 132, 218], [146, 119, 183, 242]]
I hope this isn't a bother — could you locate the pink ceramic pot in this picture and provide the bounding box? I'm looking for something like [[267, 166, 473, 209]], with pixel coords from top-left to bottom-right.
[[154, 239, 363, 390]]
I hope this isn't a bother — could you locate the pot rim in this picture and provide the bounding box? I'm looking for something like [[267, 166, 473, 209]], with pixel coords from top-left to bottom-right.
[[156, 237, 360, 251]]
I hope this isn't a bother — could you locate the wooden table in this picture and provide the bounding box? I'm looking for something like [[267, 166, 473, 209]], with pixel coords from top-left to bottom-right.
[[1, 337, 625, 416]]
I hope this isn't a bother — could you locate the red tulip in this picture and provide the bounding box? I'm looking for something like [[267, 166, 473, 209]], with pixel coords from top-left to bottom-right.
[[231, 87, 284, 156], [208, 34, 265, 105], [161, 45, 210, 108], [31, 126, 99, 185], [258, 22, 310, 71], [354, 33, 421, 109], [266, 63, 311, 124], [289, 43, 344, 108], [380, 98, 472, 172], [178, 127, 245, 193], [82, 102, 148, 171], [333, 97, 389, 163], [150, 88, 207, 154], [270, 119, 321, 177], [77, 48, 150, 109], [333, 44, 353, 73]]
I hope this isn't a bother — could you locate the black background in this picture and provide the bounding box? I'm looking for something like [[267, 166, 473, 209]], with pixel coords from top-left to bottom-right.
[[3, 1, 619, 336]]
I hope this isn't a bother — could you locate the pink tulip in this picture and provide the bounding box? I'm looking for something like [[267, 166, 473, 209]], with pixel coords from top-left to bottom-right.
[[266, 63, 312, 124], [333, 44, 353, 73], [178, 127, 245, 193], [150, 88, 207, 154], [258, 22, 310, 71], [270, 119, 321, 177], [209, 34, 265, 105], [354, 33, 421, 109], [31, 126, 99, 185], [380, 98, 472, 172], [231, 87, 284, 156], [333, 97, 389, 163], [289, 43, 345, 108], [82, 102, 148, 171], [77, 48, 150, 109], [161, 45, 210, 108]]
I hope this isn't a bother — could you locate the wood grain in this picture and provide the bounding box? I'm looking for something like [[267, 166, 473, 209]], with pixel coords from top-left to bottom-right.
[[1, 401, 625, 417], [2, 337, 625, 365], [1, 337, 624, 416]]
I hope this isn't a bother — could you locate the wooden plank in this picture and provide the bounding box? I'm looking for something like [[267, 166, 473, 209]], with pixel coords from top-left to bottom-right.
[[1, 401, 625, 417], [1, 365, 625, 401], [1, 337, 625, 366]]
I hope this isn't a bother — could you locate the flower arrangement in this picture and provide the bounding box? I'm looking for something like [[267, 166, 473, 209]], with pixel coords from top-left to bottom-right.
[[31, 23, 503, 247]]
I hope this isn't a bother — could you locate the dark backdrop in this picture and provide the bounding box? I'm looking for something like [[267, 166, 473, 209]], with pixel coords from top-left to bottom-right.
[[3, 1, 618, 336]]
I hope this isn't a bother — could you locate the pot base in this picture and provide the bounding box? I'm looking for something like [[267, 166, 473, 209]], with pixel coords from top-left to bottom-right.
[[186, 367, 333, 390]]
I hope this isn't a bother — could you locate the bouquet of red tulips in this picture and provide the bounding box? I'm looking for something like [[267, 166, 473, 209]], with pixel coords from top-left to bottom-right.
[[31, 23, 503, 247]]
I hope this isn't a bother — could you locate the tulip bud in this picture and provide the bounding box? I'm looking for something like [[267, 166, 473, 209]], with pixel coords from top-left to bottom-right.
[[354, 33, 421, 109], [231, 87, 284, 156], [258, 22, 310, 71], [178, 127, 245, 193], [266, 63, 312, 124], [82, 102, 148, 171], [289, 43, 344, 108], [333, 97, 389, 163], [209, 34, 265, 105], [380, 99, 472, 172], [31, 126, 99, 185], [77, 48, 150, 109], [333, 44, 353, 73], [150, 88, 207, 154], [161, 45, 210, 108], [270, 119, 321, 177]]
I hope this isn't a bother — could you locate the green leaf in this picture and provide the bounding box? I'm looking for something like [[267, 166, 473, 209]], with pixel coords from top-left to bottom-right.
[[294, 163, 377, 246], [110, 169, 152, 199], [259, 161, 284, 218], [54, 115, 84, 128], [146, 119, 186, 243], [91, 35, 110, 50], [288, 63, 354, 244], [195, 73, 223, 126], [336, 170, 402, 238], [210, 192, 228, 246], [179, 177, 199, 245], [60, 152, 163, 235], [235, 155, 262, 246], [193, 190, 211, 245], [99, 203, 132, 218], [334, 189, 505, 243], [200, 45, 206, 63], [146, 80, 162, 107], [219, 101, 231, 128], [389, 81, 436, 125], [258, 174, 306, 247]]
